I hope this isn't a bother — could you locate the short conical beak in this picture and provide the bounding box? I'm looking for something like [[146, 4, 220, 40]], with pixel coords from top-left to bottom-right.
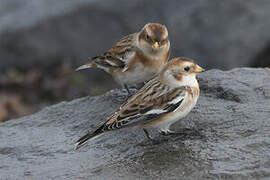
[[194, 64, 205, 73], [152, 42, 159, 50]]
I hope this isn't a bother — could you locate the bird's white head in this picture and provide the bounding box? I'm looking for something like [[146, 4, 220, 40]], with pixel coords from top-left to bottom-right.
[[138, 23, 170, 56], [159, 57, 204, 88]]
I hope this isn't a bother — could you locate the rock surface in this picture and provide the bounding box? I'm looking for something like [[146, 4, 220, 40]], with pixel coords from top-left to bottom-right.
[[0, 68, 270, 179], [1, 0, 270, 69]]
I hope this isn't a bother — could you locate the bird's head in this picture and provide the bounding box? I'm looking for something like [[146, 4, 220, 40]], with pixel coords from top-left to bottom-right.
[[160, 57, 204, 88], [138, 23, 170, 55]]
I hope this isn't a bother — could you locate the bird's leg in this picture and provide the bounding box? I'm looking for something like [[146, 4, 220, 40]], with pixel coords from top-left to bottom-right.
[[143, 128, 154, 141], [137, 128, 160, 146], [142, 129, 165, 145], [124, 84, 131, 96]]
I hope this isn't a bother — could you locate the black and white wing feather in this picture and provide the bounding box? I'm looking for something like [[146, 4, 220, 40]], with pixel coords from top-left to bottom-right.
[[76, 33, 137, 72], [101, 78, 187, 131]]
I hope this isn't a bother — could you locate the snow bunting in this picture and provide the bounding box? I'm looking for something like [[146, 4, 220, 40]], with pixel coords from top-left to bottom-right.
[[75, 57, 204, 149], [76, 23, 170, 94]]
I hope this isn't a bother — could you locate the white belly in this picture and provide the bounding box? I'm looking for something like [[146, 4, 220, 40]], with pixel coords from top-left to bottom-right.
[[154, 93, 199, 132], [115, 63, 159, 86]]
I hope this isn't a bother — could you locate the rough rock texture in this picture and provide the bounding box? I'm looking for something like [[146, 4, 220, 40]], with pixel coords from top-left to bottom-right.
[[1, 0, 270, 69], [0, 68, 270, 179]]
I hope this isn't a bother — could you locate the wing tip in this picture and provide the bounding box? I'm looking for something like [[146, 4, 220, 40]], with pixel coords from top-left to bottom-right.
[[74, 127, 105, 150], [74, 142, 80, 150], [74, 141, 86, 150], [75, 64, 92, 71]]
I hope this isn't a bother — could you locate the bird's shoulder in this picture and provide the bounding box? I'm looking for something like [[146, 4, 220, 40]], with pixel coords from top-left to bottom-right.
[[107, 33, 138, 59], [90, 33, 138, 70]]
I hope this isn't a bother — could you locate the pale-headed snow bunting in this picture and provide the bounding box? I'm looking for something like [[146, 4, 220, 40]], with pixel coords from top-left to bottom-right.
[[76, 23, 170, 94], [75, 57, 204, 149]]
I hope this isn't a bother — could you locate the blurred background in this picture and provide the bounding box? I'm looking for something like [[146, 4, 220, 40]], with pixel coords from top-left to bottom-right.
[[0, 0, 270, 122]]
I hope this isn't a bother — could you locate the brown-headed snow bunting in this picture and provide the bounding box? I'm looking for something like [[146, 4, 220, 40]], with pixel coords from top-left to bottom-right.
[[75, 57, 204, 149], [76, 23, 170, 94]]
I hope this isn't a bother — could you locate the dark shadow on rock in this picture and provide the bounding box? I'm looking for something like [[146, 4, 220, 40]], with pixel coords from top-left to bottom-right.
[[251, 44, 270, 68]]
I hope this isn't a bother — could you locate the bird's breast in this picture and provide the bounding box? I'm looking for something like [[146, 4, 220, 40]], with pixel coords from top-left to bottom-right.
[[151, 87, 200, 128], [114, 50, 167, 85], [115, 63, 158, 85]]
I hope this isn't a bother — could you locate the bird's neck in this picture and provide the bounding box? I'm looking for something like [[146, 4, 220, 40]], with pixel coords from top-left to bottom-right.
[[181, 74, 199, 88]]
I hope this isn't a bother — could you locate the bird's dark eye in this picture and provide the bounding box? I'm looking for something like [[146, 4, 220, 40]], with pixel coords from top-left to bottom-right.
[[146, 35, 150, 40], [184, 66, 190, 72]]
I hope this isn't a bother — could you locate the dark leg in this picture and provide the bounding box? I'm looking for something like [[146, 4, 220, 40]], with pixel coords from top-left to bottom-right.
[[143, 128, 154, 141], [124, 84, 131, 95], [140, 128, 165, 145]]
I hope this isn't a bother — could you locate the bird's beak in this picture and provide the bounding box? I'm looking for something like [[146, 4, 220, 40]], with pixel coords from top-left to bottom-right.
[[194, 64, 205, 73], [152, 42, 159, 50]]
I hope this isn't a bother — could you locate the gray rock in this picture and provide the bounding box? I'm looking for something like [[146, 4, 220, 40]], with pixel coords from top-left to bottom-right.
[[1, 0, 270, 70], [0, 68, 270, 179]]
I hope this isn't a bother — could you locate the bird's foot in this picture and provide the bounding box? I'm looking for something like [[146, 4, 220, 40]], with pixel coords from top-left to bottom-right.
[[159, 128, 200, 137], [142, 128, 162, 145]]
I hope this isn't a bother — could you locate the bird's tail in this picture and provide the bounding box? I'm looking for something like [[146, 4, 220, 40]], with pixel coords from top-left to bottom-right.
[[75, 62, 97, 71], [74, 126, 104, 150]]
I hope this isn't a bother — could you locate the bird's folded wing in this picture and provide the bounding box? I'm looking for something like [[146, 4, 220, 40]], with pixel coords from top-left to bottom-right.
[[103, 80, 187, 130], [92, 33, 137, 70]]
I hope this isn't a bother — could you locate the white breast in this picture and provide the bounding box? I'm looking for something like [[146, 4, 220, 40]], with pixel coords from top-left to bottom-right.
[[154, 88, 199, 132], [115, 63, 160, 86]]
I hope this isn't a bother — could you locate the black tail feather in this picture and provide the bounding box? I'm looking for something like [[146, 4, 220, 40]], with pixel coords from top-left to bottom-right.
[[74, 126, 104, 150]]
